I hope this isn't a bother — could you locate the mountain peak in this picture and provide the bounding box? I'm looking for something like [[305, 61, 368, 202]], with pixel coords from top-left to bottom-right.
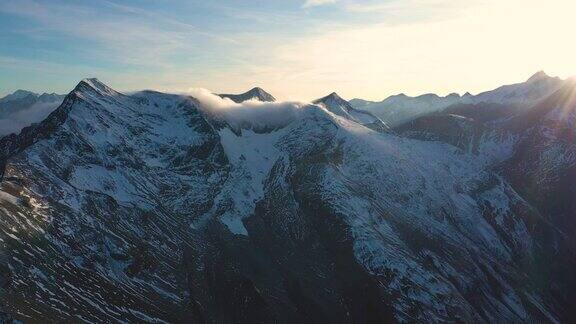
[[315, 92, 346, 104], [219, 87, 275, 103], [0, 89, 38, 103], [527, 70, 550, 83], [246, 87, 275, 101], [313, 92, 351, 112], [75, 78, 119, 97], [80, 78, 107, 90], [327, 91, 342, 99], [248, 86, 266, 93], [12, 89, 37, 96]]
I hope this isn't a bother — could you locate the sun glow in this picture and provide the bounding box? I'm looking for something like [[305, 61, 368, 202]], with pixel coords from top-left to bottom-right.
[[254, 0, 576, 101], [0, 0, 574, 101]]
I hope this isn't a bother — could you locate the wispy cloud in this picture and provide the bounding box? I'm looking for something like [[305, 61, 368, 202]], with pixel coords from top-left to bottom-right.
[[344, 0, 475, 23], [0, 0, 233, 68], [1, 0, 574, 102], [303, 0, 337, 8], [0, 100, 63, 136]]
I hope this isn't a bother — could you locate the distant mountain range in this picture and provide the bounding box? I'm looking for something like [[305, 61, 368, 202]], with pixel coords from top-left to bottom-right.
[[0, 90, 65, 136], [350, 71, 565, 126], [0, 73, 574, 323]]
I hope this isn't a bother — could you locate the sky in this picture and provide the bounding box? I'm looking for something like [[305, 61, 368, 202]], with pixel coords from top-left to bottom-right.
[[0, 0, 575, 101]]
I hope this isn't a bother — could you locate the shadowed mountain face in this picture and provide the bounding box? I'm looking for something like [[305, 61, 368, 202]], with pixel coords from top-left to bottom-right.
[[0, 78, 573, 323], [395, 80, 576, 322], [219, 87, 276, 103], [503, 81, 576, 242]]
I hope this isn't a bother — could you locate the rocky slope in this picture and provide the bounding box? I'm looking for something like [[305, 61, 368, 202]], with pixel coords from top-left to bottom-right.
[[0, 79, 572, 322]]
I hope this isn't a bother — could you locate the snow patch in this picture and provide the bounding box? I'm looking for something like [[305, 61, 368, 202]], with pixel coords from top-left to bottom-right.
[[217, 128, 285, 235]]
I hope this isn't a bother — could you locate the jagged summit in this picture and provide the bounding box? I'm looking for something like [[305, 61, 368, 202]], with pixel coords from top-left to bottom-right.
[[219, 87, 276, 103]]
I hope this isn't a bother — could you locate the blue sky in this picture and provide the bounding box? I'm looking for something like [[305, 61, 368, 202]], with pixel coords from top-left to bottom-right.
[[1, 0, 575, 100]]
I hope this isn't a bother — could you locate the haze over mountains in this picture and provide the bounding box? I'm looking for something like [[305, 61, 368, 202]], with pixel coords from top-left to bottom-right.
[[0, 72, 575, 323], [0, 91, 65, 137]]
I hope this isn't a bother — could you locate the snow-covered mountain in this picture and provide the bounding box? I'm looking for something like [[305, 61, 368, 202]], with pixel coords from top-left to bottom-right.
[[313, 92, 390, 132], [352, 71, 565, 127], [350, 92, 470, 127], [0, 90, 65, 137], [473, 71, 563, 105], [0, 77, 573, 322], [395, 79, 576, 322]]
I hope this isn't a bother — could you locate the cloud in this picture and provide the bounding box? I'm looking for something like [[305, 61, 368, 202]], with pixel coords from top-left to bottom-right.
[[187, 88, 306, 131], [303, 0, 337, 8], [0, 100, 63, 136]]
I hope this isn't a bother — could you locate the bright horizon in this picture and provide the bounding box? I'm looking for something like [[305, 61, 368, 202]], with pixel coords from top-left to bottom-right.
[[1, 0, 575, 101]]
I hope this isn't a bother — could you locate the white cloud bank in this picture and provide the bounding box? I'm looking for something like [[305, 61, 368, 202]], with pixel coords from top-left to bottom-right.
[[187, 88, 307, 131], [0, 101, 62, 136]]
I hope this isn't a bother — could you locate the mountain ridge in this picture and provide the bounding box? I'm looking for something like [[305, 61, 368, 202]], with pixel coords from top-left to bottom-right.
[[350, 71, 566, 126], [0, 77, 573, 322]]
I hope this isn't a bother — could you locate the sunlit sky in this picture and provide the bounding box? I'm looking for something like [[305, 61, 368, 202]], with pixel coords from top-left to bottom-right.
[[0, 0, 575, 101]]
